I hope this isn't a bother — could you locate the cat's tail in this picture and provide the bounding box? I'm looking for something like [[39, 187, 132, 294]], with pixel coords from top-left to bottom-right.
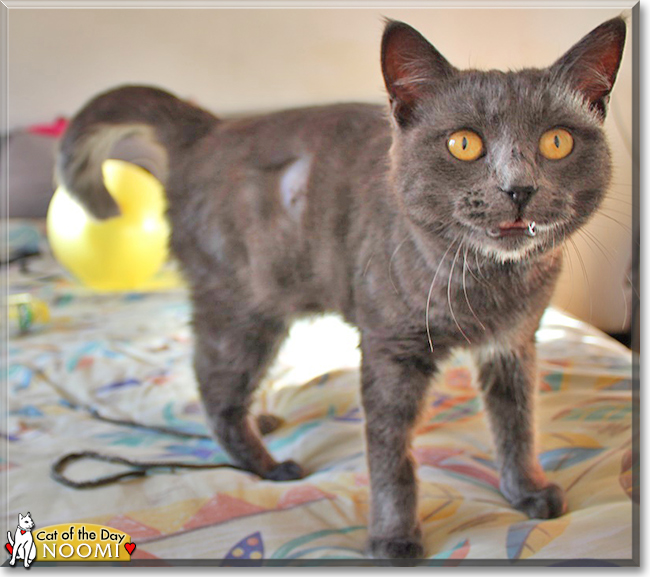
[[56, 85, 219, 219], [7, 531, 13, 546]]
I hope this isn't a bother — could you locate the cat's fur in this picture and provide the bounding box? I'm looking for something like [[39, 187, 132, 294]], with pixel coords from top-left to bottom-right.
[[56, 17, 625, 559], [8, 513, 36, 567]]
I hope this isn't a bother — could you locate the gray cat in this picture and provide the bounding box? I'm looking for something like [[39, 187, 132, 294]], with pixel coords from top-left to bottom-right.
[[56, 17, 625, 560]]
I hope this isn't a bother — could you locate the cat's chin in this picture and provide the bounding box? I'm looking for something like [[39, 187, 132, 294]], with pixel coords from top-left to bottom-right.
[[473, 232, 543, 263], [455, 223, 542, 263], [485, 245, 539, 263], [481, 220, 572, 263]]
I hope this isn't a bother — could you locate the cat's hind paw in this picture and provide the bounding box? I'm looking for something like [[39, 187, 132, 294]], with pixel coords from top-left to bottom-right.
[[255, 414, 284, 436], [264, 460, 304, 481]]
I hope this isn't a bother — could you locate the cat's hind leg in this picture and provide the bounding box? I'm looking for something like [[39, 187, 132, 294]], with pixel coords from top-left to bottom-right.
[[192, 307, 302, 481], [8, 534, 17, 566]]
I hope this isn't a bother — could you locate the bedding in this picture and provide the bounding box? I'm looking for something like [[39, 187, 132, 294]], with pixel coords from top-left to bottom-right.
[[5, 220, 637, 565]]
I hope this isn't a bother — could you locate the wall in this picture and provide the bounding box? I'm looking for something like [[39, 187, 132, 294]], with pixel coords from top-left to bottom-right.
[[7, 6, 634, 333]]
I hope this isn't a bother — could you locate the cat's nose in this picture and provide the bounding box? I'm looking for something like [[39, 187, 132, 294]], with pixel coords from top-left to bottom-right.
[[501, 185, 537, 211]]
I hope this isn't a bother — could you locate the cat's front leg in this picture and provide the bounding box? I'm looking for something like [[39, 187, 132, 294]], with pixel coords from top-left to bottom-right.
[[475, 339, 567, 519], [23, 544, 32, 568], [360, 334, 441, 560], [24, 541, 36, 568]]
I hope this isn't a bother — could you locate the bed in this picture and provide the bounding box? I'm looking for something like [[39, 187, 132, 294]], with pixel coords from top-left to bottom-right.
[[5, 219, 637, 565]]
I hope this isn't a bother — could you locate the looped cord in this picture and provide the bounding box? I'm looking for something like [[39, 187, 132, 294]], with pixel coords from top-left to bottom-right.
[[49, 406, 275, 489], [51, 451, 257, 489]]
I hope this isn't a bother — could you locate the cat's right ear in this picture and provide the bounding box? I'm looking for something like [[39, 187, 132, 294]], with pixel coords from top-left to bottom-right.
[[381, 20, 455, 128]]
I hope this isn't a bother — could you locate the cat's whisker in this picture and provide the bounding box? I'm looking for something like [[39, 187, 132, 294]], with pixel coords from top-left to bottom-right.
[[580, 226, 620, 259], [567, 236, 593, 324], [593, 212, 634, 236], [425, 235, 459, 352], [607, 180, 633, 187], [551, 226, 556, 254], [388, 238, 408, 294], [473, 250, 490, 286], [462, 246, 486, 331], [603, 196, 633, 204], [599, 206, 633, 218], [463, 245, 484, 285], [605, 199, 633, 207], [575, 228, 630, 332], [363, 253, 375, 278], [579, 227, 639, 303], [448, 241, 472, 344], [560, 233, 576, 311]]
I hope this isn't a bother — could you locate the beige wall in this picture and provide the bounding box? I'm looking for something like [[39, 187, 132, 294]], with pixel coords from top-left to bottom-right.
[[7, 6, 634, 332]]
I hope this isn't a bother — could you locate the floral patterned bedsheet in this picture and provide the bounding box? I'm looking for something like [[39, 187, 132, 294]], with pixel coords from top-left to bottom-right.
[[4, 221, 637, 565]]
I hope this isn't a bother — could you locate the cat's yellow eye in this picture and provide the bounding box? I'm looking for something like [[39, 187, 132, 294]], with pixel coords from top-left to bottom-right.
[[539, 128, 573, 160], [447, 130, 484, 161]]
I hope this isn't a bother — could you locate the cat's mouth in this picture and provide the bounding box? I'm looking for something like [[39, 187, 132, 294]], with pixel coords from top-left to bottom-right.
[[486, 219, 537, 239]]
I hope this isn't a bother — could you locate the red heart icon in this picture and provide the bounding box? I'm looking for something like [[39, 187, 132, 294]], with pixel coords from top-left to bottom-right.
[[5, 543, 13, 555], [124, 543, 136, 555]]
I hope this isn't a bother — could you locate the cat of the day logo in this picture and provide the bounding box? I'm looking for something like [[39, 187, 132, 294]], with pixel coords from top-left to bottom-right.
[[6, 515, 136, 566]]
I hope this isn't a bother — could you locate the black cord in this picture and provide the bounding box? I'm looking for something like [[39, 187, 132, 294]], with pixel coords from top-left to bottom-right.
[[86, 408, 212, 439], [1, 250, 40, 267], [50, 406, 262, 489], [51, 451, 257, 489]]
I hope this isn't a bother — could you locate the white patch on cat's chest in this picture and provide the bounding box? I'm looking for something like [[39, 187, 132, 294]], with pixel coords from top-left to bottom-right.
[[279, 155, 312, 217]]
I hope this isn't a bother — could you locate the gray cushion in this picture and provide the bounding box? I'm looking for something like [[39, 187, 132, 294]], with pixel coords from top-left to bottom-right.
[[3, 129, 166, 218]]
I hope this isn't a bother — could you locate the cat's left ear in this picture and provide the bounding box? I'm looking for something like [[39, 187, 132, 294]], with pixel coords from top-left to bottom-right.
[[381, 20, 456, 128], [551, 16, 626, 119]]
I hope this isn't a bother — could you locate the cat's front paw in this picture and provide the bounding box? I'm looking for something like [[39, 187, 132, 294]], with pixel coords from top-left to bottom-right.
[[264, 459, 304, 481], [9, 558, 15, 566], [510, 483, 567, 519], [367, 536, 424, 561]]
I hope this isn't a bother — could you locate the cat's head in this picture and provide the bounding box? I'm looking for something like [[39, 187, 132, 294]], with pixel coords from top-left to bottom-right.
[[382, 17, 626, 263], [18, 513, 34, 530]]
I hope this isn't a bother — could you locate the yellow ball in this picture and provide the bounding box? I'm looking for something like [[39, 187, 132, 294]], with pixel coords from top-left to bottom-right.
[[47, 160, 170, 291]]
